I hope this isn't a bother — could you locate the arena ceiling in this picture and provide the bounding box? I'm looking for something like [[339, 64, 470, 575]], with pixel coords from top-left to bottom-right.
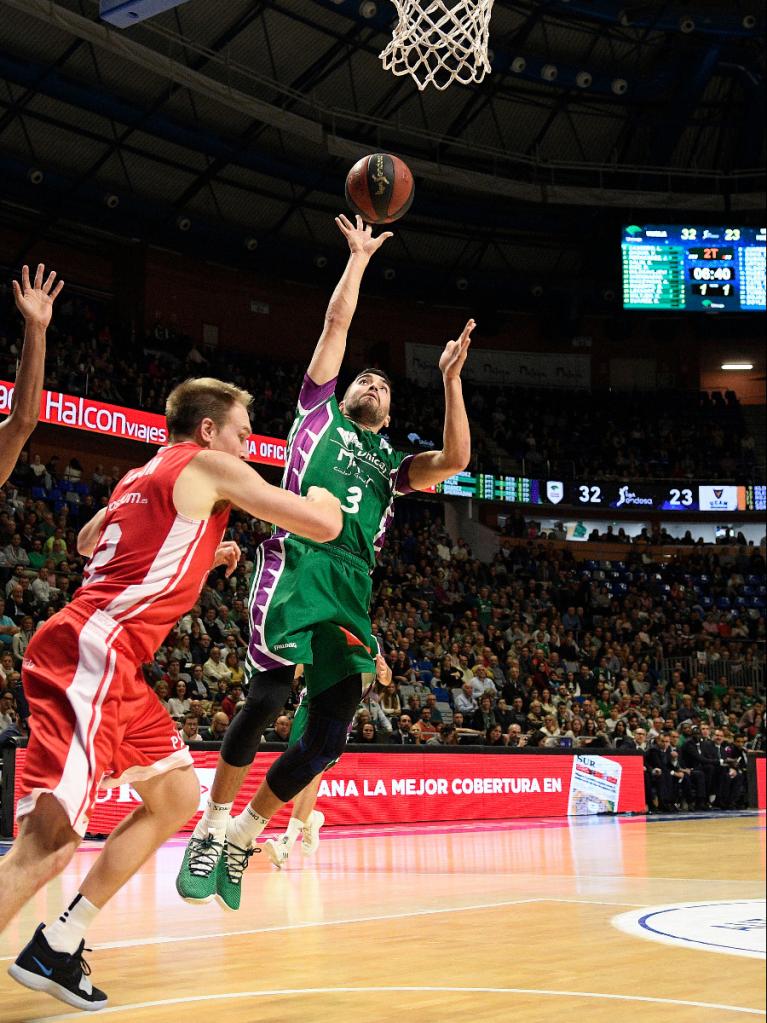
[[0, 0, 764, 299]]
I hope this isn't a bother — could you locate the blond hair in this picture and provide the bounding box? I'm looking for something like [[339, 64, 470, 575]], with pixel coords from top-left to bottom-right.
[[165, 377, 253, 441]]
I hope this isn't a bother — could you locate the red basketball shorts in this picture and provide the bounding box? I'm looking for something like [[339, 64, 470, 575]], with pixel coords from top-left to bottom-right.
[[18, 602, 193, 837]]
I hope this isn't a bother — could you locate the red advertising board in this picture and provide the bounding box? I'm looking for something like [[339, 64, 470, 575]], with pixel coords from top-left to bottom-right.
[[756, 755, 766, 811], [11, 749, 646, 836], [0, 380, 286, 467]]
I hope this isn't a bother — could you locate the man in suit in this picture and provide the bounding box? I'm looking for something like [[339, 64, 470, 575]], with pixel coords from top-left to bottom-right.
[[679, 727, 709, 810]]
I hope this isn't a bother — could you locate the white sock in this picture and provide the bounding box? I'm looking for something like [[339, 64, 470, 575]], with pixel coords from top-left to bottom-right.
[[43, 894, 100, 955], [193, 798, 233, 841], [227, 805, 269, 849], [284, 816, 305, 850]]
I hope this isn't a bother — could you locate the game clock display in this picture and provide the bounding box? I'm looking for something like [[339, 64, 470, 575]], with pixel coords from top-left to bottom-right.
[[622, 225, 766, 311]]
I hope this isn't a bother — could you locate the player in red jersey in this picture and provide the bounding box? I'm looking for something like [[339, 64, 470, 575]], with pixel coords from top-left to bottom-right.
[[0, 264, 64, 485], [2, 376, 341, 1012]]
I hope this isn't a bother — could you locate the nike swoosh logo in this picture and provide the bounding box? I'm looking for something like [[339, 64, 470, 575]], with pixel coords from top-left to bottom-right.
[[32, 957, 54, 977]]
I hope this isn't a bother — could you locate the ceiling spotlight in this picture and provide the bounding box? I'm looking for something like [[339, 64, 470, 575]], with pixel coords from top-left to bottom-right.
[[27, 168, 44, 185], [176, 216, 192, 231], [540, 64, 558, 82], [575, 70, 592, 88], [611, 78, 629, 95], [359, 1, 377, 17], [244, 237, 259, 251], [679, 15, 695, 33], [618, 9, 632, 26], [383, 267, 396, 280], [314, 254, 328, 269], [721, 362, 753, 370], [104, 193, 120, 209], [455, 277, 469, 291], [742, 14, 756, 28], [511, 57, 526, 73], [602, 288, 616, 302], [531, 284, 544, 297]]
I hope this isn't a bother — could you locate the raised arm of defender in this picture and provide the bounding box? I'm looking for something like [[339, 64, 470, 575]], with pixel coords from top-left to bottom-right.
[[0, 264, 64, 486], [406, 319, 474, 491], [306, 215, 392, 386]]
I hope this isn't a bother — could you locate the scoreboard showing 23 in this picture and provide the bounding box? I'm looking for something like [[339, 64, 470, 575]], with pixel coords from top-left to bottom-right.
[[622, 225, 766, 311]]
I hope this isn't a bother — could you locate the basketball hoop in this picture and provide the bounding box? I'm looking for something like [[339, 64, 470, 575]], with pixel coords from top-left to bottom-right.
[[379, 0, 495, 91]]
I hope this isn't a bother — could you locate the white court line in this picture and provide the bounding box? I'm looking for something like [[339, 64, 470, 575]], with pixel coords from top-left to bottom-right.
[[0, 897, 644, 961], [29, 986, 766, 1021]]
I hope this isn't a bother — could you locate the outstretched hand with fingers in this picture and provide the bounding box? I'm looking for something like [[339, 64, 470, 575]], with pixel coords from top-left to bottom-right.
[[439, 319, 475, 381], [335, 213, 393, 259], [13, 264, 64, 328]]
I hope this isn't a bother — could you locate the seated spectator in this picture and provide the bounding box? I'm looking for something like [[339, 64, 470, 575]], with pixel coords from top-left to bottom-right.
[[221, 682, 243, 721], [153, 680, 170, 713], [427, 723, 458, 746], [178, 714, 204, 745], [354, 720, 378, 744], [470, 664, 496, 698], [203, 645, 231, 688], [471, 694, 497, 733], [485, 724, 506, 747], [454, 681, 478, 716], [167, 680, 192, 721], [264, 714, 293, 743], [201, 711, 230, 742], [380, 682, 401, 718], [415, 706, 438, 740], [0, 599, 20, 647], [390, 713, 419, 745], [224, 651, 245, 687]]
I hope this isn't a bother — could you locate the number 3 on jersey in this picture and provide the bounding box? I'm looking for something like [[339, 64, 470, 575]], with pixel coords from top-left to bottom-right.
[[341, 485, 362, 514]]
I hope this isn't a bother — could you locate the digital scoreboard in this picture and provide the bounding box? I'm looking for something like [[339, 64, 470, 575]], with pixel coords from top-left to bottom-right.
[[434, 472, 766, 513], [622, 225, 766, 312]]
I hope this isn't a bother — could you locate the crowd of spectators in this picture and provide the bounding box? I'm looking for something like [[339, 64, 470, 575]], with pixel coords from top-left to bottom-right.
[[1, 283, 759, 481], [0, 457, 764, 813], [474, 383, 758, 481]]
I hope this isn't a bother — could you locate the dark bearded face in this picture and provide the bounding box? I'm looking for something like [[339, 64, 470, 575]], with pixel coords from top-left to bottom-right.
[[341, 372, 391, 429]]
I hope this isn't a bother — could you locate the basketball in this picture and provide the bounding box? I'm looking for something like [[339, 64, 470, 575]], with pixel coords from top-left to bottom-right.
[[345, 153, 415, 225]]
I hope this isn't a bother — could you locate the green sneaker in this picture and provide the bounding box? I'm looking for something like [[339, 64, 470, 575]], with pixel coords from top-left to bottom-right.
[[215, 837, 256, 912], [175, 833, 224, 904]]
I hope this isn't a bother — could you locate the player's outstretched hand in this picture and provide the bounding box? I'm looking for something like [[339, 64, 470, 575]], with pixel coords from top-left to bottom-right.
[[13, 264, 64, 328], [439, 318, 475, 381], [335, 214, 393, 258], [213, 540, 241, 578]]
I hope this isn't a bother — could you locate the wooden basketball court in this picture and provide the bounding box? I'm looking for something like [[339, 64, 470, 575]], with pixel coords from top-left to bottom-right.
[[1, 813, 764, 1022]]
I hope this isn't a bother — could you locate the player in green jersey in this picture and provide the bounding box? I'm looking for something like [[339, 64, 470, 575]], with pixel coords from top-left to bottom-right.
[[177, 214, 472, 910]]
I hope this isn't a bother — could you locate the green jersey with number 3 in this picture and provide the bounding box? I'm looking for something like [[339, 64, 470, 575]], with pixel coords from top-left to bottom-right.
[[280, 374, 414, 569]]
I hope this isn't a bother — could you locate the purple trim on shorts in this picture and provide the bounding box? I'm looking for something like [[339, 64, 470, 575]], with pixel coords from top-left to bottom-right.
[[282, 401, 334, 496], [247, 538, 293, 671], [298, 373, 337, 413]]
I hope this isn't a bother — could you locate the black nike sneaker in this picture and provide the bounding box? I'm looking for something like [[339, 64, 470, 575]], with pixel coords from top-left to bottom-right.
[[8, 923, 108, 1011]]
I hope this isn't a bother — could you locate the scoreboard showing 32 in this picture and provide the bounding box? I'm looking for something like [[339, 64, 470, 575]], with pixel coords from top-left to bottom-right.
[[574, 483, 698, 511], [622, 225, 766, 312]]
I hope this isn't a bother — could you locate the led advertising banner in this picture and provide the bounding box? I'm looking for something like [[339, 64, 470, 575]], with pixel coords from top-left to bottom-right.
[[10, 748, 645, 836], [0, 379, 286, 467]]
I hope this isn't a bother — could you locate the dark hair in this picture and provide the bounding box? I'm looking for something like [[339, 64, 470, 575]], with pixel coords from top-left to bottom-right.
[[355, 367, 392, 388]]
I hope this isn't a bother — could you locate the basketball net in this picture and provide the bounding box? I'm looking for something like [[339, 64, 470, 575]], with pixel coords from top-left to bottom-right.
[[379, 0, 495, 91]]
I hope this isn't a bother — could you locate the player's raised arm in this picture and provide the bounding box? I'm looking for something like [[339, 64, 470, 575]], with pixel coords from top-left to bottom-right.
[[405, 319, 474, 492], [193, 450, 342, 543], [0, 264, 64, 486], [306, 215, 392, 386]]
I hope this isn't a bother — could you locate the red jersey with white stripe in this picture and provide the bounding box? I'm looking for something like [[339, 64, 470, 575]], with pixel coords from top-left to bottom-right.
[[73, 442, 229, 661]]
